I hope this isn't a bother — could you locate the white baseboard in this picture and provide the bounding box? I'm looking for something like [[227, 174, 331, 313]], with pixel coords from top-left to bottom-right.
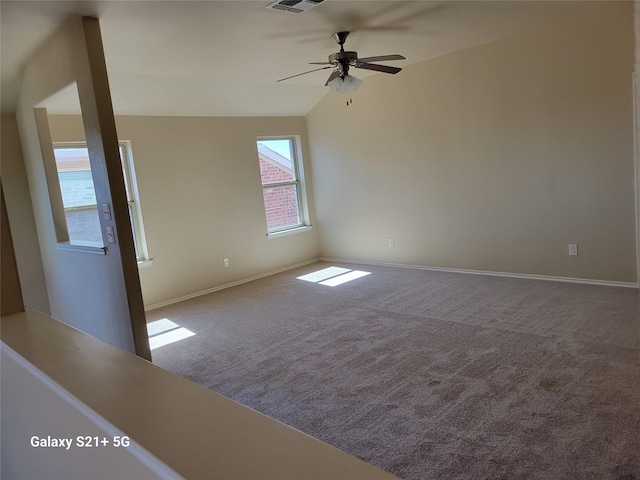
[[145, 258, 320, 311], [146, 256, 638, 311], [319, 257, 639, 289]]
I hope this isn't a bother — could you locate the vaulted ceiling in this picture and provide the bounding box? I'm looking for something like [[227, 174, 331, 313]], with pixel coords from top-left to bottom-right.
[[1, 1, 597, 116]]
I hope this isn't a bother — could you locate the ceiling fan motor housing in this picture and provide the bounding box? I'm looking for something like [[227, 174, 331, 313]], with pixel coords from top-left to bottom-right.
[[329, 51, 358, 75], [329, 51, 358, 63]]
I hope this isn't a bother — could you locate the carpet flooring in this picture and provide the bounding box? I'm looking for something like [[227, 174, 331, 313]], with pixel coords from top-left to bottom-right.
[[147, 262, 640, 479]]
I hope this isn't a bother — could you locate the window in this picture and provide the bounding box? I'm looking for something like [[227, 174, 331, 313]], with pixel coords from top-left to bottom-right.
[[53, 141, 149, 262], [256, 137, 309, 235]]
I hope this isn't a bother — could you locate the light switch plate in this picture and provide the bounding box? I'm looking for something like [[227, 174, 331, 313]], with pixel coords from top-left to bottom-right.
[[102, 204, 112, 220]]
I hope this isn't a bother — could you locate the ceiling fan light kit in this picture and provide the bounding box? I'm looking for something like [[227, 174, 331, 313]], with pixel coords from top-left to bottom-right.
[[327, 74, 362, 93], [277, 31, 405, 102]]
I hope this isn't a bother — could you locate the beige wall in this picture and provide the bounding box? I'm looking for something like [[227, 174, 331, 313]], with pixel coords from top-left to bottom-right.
[[307, 2, 637, 283], [1, 114, 50, 313], [48, 115, 320, 307]]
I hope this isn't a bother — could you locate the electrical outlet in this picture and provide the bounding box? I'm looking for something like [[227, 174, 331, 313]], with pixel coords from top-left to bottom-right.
[[224, 258, 230, 268], [388, 238, 395, 248], [568, 244, 578, 256]]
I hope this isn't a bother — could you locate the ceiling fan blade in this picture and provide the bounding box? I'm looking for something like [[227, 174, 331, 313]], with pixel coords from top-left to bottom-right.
[[324, 70, 341, 86], [276, 66, 332, 82], [356, 54, 406, 63], [355, 63, 402, 74], [309, 62, 334, 65]]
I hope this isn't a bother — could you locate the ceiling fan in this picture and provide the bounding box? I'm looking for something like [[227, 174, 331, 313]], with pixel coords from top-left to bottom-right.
[[277, 31, 405, 93]]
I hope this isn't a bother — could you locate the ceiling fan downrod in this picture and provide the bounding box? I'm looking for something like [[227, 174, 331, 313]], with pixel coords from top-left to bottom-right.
[[332, 31, 349, 52]]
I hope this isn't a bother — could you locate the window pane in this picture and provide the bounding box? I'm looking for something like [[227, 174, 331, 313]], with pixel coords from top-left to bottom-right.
[[262, 184, 301, 231], [120, 145, 132, 201], [54, 147, 102, 243], [129, 203, 140, 260], [54, 149, 96, 208], [65, 207, 102, 243], [257, 139, 295, 186]]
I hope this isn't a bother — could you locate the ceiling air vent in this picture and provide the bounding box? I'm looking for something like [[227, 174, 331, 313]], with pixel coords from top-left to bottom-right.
[[266, 0, 324, 14]]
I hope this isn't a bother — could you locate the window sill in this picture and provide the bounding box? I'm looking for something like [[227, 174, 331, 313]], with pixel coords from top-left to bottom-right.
[[56, 242, 153, 267], [267, 225, 312, 239], [138, 259, 153, 268], [56, 241, 106, 255]]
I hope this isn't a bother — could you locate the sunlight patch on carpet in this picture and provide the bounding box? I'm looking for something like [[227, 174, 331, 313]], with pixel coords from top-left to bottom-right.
[[147, 318, 196, 350], [297, 266, 371, 287]]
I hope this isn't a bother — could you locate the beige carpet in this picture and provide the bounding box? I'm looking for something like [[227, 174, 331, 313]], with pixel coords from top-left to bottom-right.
[[148, 261, 640, 479]]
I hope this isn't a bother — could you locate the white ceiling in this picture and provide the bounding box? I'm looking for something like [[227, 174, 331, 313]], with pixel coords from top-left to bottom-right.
[[1, 0, 596, 117]]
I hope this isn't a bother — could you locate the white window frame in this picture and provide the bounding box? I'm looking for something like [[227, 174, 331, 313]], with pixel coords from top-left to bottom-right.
[[256, 136, 311, 237], [53, 141, 151, 264]]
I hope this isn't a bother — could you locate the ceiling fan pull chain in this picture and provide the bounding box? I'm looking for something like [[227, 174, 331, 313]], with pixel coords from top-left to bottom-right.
[[344, 95, 354, 106]]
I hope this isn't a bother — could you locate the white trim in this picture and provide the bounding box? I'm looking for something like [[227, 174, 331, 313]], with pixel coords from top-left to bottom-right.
[[57, 241, 106, 255], [319, 258, 640, 289], [267, 225, 313, 239], [145, 258, 320, 311], [1, 342, 183, 480]]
